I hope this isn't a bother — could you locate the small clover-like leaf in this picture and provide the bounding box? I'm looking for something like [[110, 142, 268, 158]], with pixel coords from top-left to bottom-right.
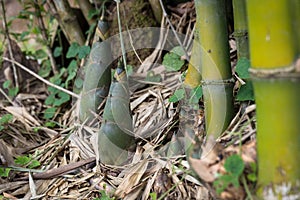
[[224, 154, 245, 176], [45, 121, 56, 128], [29, 160, 40, 169], [236, 81, 254, 101], [15, 156, 31, 165], [0, 114, 13, 124], [145, 71, 162, 82], [189, 86, 203, 104], [3, 80, 11, 89], [235, 58, 250, 79], [78, 45, 91, 59], [75, 77, 83, 88], [8, 87, 19, 97], [163, 53, 185, 72], [39, 60, 52, 77], [53, 47, 62, 57], [35, 49, 47, 59], [53, 92, 70, 106], [171, 46, 185, 57], [43, 107, 56, 119], [169, 89, 185, 103], [66, 43, 80, 58], [0, 167, 11, 177]]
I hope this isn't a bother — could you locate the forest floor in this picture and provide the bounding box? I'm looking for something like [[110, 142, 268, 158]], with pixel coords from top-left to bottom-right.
[[0, 1, 257, 199]]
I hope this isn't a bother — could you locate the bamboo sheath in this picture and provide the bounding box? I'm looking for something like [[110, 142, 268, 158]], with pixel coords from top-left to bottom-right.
[[247, 0, 300, 197], [79, 19, 112, 123], [97, 62, 135, 165]]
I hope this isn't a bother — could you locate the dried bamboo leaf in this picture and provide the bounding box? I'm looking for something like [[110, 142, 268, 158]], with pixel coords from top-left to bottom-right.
[[115, 159, 148, 198], [3, 106, 40, 127]]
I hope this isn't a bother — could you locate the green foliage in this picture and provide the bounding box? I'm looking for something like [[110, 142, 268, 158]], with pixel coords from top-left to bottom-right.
[[213, 154, 245, 195], [93, 189, 115, 200], [236, 81, 254, 101], [149, 192, 157, 200], [66, 43, 90, 59], [0, 114, 13, 131], [42, 42, 90, 120], [235, 58, 254, 101], [15, 155, 40, 169], [45, 121, 57, 128], [53, 47, 63, 57], [0, 167, 11, 177], [235, 58, 250, 79], [43, 107, 57, 119], [145, 71, 162, 82], [2, 80, 19, 98], [169, 89, 185, 103], [247, 162, 257, 182], [189, 85, 203, 104], [126, 65, 133, 76], [169, 86, 203, 104], [88, 9, 101, 20], [163, 46, 185, 72], [39, 60, 52, 77]]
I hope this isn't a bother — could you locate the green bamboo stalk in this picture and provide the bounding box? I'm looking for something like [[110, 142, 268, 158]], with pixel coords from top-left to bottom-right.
[[79, 18, 111, 123], [232, 0, 248, 59], [247, 0, 300, 197], [51, 0, 85, 45], [196, 0, 234, 139], [97, 61, 135, 165], [184, 22, 202, 88]]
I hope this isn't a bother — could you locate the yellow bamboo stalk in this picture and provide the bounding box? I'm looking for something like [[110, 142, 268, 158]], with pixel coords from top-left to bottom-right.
[[196, 0, 234, 139], [247, 0, 300, 197]]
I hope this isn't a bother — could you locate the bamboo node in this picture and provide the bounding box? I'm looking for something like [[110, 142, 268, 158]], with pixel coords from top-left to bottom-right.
[[234, 30, 248, 37], [249, 65, 300, 78], [201, 78, 235, 86]]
